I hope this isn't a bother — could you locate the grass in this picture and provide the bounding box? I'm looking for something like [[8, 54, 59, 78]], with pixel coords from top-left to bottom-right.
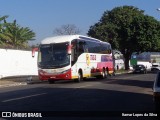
[[115, 69, 132, 74]]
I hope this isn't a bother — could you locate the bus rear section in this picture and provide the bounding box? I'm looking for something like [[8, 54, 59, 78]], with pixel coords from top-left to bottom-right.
[[70, 37, 114, 81]]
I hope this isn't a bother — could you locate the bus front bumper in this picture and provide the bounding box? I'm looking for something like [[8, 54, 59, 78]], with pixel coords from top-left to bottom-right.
[[38, 69, 71, 81]]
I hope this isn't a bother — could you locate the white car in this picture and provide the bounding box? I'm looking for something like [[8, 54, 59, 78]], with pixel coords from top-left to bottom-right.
[[151, 63, 160, 72], [153, 71, 160, 112]]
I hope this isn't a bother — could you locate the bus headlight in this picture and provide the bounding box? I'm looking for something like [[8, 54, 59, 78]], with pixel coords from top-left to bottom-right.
[[60, 69, 69, 74], [39, 69, 45, 75]]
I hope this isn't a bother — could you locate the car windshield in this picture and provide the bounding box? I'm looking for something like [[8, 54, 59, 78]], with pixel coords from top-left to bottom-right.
[[38, 42, 70, 69], [135, 65, 144, 69], [152, 65, 159, 67]]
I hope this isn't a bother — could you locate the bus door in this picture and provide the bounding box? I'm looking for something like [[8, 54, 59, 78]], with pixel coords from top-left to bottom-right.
[[78, 40, 90, 78], [71, 40, 78, 78]]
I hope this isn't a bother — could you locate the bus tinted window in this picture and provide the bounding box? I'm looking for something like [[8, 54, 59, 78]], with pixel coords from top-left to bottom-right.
[[78, 41, 85, 54], [83, 40, 111, 54], [100, 43, 111, 54]]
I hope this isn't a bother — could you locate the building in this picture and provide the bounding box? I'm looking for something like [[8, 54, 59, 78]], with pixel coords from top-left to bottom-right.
[[130, 52, 160, 71], [113, 50, 124, 70], [131, 52, 160, 64]]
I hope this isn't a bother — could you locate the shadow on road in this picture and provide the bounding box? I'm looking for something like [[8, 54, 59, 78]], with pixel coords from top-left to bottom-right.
[[104, 79, 154, 88], [0, 73, 159, 119], [0, 86, 156, 111]]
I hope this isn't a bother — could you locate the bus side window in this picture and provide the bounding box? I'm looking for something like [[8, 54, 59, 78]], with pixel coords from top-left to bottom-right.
[[108, 45, 112, 54], [78, 41, 85, 55], [83, 41, 90, 53]]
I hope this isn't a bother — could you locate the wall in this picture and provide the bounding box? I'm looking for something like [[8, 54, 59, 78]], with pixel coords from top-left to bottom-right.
[[113, 50, 125, 70], [0, 49, 38, 79], [115, 59, 125, 70]]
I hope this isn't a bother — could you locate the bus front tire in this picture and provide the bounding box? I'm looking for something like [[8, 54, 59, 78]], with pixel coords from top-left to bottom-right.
[[75, 71, 83, 82]]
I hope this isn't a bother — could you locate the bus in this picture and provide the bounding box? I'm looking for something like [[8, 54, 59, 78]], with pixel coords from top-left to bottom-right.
[[32, 35, 114, 83]]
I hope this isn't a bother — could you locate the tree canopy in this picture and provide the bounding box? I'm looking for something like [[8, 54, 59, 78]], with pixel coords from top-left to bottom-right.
[[88, 6, 160, 69], [53, 24, 81, 35], [0, 16, 35, 49]]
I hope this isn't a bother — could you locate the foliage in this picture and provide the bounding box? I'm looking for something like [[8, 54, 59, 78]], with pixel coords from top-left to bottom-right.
[[0, 16, 35, 49], [0, 15, 9, 45], [53, 24, 81, 35], [88, 6, 160, 69]]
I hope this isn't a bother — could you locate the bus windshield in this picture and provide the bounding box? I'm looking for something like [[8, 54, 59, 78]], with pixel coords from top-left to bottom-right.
[[38, 42, 70, 69]]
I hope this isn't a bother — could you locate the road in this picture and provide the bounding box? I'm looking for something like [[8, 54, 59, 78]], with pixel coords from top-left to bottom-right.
[[0, 73, 158, 119]]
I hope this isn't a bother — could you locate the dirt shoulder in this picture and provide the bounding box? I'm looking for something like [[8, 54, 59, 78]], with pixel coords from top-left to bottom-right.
[[0, 76, 41, 87]]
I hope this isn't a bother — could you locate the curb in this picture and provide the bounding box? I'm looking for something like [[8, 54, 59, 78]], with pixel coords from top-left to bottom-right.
[[0, 82, 27, 88], [115, 70, 133, 75], [0, 71, 133, 88], [0, 76, 42, 88]]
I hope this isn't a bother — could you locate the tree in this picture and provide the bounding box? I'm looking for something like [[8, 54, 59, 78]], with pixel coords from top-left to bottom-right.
[[88, 6, 160, 70], [53, 24, 81, 35], [0, 15, 9, 45], [1, 20, 35, 49]]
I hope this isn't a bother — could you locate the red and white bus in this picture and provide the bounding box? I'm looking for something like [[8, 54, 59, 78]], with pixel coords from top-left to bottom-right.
[[33, 35, 114, 83]]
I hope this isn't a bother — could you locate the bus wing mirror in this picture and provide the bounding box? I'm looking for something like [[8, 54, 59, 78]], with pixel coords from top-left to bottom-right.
[[67, 45, 72, 55], [32, 47, 38, 57]]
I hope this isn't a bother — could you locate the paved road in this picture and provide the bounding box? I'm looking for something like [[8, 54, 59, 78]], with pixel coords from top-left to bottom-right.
[[0, 73, 158, 119]]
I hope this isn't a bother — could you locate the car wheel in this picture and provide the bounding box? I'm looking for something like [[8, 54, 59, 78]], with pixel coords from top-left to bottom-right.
[[154, 97, 160, 112]]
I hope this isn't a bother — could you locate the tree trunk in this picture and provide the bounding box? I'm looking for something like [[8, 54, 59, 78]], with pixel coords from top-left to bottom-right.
[[124, 56, 130, 70], [123, 52, 131, 70]]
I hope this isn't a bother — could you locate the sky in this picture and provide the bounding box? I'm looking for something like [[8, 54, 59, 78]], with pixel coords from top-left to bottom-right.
[[1, 0, 160, 45]]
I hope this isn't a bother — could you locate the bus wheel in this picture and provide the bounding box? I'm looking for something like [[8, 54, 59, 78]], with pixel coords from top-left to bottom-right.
[[75, 71, 83, 82], [101, 68, 107, 79], [48, 79, 55, 84], [112, 71, 116, 76]]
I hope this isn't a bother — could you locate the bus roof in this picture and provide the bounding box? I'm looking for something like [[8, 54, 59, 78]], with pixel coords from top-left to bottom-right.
[[40, 35, 108, 44]]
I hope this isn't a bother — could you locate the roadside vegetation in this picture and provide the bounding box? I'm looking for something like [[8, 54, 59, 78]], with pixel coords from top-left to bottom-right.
[[115, 68, 131, 74], [88, 6, 160, 70], [0, 16, 35, 50], [1, 6, 160, 70]]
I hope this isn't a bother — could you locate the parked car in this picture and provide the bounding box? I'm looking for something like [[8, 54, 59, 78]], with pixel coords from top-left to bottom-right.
[[151, 63, 160, 72], [153, 71, 160, 112], [133, 64, 147, 74], [137, 61, 152, 71]]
